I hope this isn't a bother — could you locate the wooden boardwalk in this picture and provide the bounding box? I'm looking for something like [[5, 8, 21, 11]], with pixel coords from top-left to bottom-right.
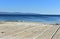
[[0, 22, 60, 39]]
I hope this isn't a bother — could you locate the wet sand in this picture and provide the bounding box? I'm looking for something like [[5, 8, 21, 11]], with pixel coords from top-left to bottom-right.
[[0, 22, 59, 39]]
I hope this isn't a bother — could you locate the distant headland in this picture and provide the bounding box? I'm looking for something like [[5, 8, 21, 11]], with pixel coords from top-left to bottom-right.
[[0, 12, 60, 16]]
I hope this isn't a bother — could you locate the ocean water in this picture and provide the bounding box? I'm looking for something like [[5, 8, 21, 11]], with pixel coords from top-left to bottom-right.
[[0, 14, 60, 23]]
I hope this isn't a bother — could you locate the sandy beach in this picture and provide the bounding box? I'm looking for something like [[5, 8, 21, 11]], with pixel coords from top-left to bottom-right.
[[0, 22, 59, 39]]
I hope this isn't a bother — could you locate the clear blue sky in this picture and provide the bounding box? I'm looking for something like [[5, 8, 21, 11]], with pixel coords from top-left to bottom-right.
[[0, 0, 60, 14]]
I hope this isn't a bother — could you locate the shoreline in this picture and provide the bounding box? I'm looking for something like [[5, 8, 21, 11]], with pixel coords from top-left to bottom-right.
[[0, 20, 60, 25]]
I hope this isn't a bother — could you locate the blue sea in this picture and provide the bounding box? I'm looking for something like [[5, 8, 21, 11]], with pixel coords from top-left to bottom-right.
[[0, 14, 60, 23]]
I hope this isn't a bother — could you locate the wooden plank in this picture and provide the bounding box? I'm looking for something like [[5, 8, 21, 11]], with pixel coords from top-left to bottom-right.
[[52, 26, 60, 39], [36, 26, 59, 39]]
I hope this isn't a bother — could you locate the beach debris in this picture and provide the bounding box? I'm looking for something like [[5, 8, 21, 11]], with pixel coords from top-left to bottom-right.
[[1, 32, 5, 33]]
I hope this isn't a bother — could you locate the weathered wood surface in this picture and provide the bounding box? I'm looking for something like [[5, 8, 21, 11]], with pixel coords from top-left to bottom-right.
[[0, 22, 59, 39]]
